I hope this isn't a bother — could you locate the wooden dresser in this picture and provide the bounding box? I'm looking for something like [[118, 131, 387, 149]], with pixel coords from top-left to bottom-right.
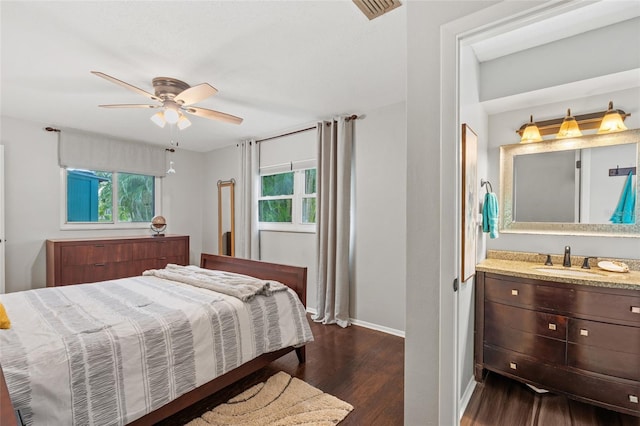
[[46, 235, 189, 287], [475, 271, 640, 417]]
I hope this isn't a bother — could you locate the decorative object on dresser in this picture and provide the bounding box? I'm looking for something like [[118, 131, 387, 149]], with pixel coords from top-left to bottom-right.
[[150, 215, 168, 236], [474, 270, 640, 417], [46, 235, 189, 286]]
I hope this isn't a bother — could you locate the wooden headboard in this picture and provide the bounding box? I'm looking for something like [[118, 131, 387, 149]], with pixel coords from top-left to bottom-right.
[[200, 254, 307, 306]]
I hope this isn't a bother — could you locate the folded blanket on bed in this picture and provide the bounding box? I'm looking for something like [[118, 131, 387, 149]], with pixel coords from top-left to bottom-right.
[[143, 264, 288, 301]]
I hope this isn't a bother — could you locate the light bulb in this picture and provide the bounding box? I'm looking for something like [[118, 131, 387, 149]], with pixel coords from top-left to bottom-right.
[[177, 114, 191, 130], [556, 109, 582, 139], [598, 101, 627, 134], [520, 115, 542, 143], [150, 111, 166, 128], [164, 108, 180, 124]]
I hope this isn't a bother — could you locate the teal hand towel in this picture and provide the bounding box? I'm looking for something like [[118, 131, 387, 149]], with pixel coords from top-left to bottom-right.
[[482, 192, 499, 239], [610, 171, 635, 224]]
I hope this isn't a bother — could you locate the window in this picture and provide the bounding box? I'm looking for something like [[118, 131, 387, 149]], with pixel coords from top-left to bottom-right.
[[259, 168, 316, 231], [64, 168, 158, 228]]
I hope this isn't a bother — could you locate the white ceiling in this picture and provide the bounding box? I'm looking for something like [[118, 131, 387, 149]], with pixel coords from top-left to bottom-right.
[[1, 1, 406, 152], [2, 1, 637, 153]]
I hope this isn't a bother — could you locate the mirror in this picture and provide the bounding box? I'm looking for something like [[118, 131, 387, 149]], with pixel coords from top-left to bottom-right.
[[500, 129, 639, 236], [217, 179, 235, 256]]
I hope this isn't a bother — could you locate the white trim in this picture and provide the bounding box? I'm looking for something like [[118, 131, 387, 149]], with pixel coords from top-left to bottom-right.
[[305, 307, 405, 338], [459, 376, 477, 421], [0, 145, 4, 294]]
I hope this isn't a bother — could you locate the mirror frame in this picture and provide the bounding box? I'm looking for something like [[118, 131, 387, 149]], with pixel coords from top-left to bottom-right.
[[500, 128, 640, 237], [217, 179, 235, 256]]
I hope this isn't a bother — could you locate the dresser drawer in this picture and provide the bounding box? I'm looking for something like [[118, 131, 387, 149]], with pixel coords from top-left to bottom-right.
[[60, 243, 132, 265], [573, 289, 640, 325], [485, 276, 574, 312], [60, 263, 118, 285], [486, 302, 567, 340], [484, 346, 640, 416]]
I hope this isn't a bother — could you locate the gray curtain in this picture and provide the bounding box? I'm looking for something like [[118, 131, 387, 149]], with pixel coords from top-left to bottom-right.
[[238, 139, 260, 260], [313, 117, 353, 328]]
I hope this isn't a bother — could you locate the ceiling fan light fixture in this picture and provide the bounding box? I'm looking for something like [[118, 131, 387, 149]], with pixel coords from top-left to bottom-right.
[[151, 111, 166, 128], [166, 161, 176, 175], [177, 114, 191, 130]]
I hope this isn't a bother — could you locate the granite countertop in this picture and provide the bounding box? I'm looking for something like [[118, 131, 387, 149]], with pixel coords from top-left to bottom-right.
[[477, 250, 640, 291]]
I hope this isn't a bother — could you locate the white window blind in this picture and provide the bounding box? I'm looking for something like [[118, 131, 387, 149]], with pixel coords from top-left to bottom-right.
[[259, 129, 316, 172], [59, 128, 167, 177]]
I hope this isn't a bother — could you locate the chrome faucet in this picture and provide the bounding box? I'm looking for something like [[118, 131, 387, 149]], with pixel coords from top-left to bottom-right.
[[563, 246, 571, 267]]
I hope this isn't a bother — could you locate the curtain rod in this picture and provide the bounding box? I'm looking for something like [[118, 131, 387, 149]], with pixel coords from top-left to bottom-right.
[[255, 114, 359, 143]]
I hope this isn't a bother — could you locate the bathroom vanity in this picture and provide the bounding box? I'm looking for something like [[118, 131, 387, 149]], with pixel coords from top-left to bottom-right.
[[475, 254, 640, 417]]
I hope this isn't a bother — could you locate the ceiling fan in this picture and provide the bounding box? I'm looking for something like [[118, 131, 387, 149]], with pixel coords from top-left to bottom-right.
[[91, 71, 243, 129]]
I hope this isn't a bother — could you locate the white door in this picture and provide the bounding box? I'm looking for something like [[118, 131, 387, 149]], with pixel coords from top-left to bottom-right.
[[0, 145, 4, 293]]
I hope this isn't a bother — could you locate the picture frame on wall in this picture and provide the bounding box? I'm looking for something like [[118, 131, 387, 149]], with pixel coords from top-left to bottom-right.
[[461, 123, 478, 282]]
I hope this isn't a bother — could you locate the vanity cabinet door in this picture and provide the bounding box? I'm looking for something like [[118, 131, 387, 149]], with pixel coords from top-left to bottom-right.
[[568, 318, 640, 381]]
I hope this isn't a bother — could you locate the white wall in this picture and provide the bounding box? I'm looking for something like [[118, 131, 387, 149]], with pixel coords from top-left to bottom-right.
[[352, 101, 406, 333], [0, 116, 205, 293]]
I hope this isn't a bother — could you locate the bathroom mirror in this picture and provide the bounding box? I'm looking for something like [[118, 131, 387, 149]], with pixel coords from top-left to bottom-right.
[[217, 179, 235, 256], [500, 128, 639, 236]]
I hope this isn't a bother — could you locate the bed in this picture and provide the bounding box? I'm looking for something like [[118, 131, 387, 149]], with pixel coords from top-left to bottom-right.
[[0, 254, 313, 426]]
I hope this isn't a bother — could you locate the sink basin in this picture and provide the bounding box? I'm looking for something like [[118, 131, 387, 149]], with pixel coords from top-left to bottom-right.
[[533, 267, 602, 278]]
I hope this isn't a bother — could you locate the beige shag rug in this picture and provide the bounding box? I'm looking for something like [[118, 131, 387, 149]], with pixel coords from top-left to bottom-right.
[[185, 371, 353, 426]]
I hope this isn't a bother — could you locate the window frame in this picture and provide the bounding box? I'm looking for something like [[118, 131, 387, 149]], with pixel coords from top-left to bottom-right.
[[259, 168, 316, 233], [59, 168, 162, 230]]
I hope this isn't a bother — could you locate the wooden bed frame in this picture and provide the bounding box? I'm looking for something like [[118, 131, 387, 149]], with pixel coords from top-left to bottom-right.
[[0, 253, 308, 426]]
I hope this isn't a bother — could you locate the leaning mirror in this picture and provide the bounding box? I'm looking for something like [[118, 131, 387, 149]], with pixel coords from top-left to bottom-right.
[[500, 128, 639, 236], [217, 179, 235, 256]]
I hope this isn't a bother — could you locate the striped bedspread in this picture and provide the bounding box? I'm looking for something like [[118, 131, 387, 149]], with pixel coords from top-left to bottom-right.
[[0, 274, 313, 425]]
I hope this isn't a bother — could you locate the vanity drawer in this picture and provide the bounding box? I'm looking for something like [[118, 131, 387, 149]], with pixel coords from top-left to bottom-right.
[[568, 318, 640, 381], [485, 325, 565, 364], [572, 289, 640, 325], [484, 346, 640, 416], [484, 276, 574, 312], [485, 301, 567, 340]]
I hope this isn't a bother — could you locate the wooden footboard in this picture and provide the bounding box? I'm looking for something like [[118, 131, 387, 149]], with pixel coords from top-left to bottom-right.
[[0, 253, 308, 426]]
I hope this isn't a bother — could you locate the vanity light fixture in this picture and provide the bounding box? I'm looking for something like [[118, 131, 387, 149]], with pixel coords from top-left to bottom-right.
[[556, 109, 582, 139], [516, 102, 630, 141], [598, 101, 628, 134], [520, 115, 543, 143]]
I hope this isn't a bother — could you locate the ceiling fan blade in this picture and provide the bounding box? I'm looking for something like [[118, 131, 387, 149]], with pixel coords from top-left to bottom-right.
[[185, 106, 243, 125], [92, 71, 160, 102], [174, 83, 218, 106], [98, 104, 160, 109]]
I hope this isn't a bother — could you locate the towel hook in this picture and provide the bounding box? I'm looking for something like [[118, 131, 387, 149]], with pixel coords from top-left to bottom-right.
[[480, 179, 493, 193]]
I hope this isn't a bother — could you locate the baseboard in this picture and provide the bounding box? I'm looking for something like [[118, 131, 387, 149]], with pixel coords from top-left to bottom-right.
[[305, 308, 405, 338], [459, 376, 477, 420]]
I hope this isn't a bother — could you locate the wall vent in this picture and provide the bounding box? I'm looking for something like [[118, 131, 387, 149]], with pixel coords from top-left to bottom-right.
[[352, 0, 402, 20]]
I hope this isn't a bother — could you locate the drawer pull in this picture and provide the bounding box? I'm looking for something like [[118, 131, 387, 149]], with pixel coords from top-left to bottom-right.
[[94, 263, 105, 267], [509, 362, 517, 370], [548, 323, 557, 331], [630, 395, 639, 404], [632, 306, 640, 314], [511, 289, 519, 296], [580, 329, 589, 336], [94, 245, 104, 248]]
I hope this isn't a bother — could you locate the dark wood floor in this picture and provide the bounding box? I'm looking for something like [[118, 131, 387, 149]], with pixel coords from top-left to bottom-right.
[[158, 316, 405, 425], [462, 372, 640, 426]]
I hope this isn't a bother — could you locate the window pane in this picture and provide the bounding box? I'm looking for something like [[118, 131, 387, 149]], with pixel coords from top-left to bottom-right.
[[262, 172, 294, 196], [259, 199, 292, 222], [304, 169, 316, 194], [67, 169, 112, 222], [117, 173, 155, 222], [302, 198, 316, 224]]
